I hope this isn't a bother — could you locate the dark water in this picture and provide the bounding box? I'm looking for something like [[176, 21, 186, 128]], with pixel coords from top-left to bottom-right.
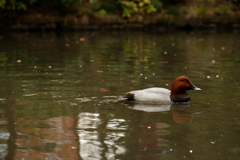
[[0, 31, 240, 160]]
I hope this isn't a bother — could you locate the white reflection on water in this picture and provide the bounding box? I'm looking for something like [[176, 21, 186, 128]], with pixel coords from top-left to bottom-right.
[[104, 132, 126, 159], [77, 112, 127, 160], [77, 112, 100, 129], [77, 112, 102, 160], [0, 131, 9, 159], [106, 119, 127, 130]]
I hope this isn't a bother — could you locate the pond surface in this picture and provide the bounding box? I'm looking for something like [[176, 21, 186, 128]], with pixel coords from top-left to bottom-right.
[[0, 31, 240, 160]]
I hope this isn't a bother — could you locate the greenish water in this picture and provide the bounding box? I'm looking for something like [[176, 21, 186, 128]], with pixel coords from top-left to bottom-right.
[[0, 31, 240, 160]]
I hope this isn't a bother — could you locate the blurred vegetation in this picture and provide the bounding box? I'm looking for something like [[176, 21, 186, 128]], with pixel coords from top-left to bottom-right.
[[118, 0, 162, 17], [0, 0, 239, 17]]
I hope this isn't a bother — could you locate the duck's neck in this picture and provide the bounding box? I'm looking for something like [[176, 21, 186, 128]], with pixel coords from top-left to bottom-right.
[[170, 94, 190, 104]]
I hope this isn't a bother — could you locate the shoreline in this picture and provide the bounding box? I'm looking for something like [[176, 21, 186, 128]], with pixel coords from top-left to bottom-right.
[[1, 13, 240, 32]]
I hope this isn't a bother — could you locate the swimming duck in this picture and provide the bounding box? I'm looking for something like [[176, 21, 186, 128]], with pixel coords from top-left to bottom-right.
[[125, 76, 201, 104]]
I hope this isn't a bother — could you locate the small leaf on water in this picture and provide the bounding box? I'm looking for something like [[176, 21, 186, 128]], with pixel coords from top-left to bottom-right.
[[100, 88, 110, 92], [23, 93, 38, 97], [79, 38, 86, 41]]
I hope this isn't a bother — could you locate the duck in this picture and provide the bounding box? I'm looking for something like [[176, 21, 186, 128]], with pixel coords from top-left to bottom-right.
[[124, 76, 201, 104]]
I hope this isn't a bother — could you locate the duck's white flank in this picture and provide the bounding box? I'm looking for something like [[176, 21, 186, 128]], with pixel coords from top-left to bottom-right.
[[127, 87, 171, 104]]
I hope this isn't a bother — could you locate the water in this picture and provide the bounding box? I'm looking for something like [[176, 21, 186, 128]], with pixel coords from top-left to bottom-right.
[[0, 31, 240, 160]]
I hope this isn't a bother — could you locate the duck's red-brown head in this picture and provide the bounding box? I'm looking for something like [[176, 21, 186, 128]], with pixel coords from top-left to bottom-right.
[[170, 76, 201, 103]]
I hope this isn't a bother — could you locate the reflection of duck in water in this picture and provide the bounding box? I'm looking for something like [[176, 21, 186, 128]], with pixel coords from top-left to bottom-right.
[[124, 76, 201, 104], [127, 103, 193, 124]]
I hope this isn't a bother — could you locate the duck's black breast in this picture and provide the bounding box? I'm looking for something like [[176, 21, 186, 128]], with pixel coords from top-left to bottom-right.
[[170, 94, 190, 103]]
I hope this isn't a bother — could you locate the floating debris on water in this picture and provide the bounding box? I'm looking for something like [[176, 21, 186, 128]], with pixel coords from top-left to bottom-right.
[[100, 88, 110, 92], [23, 93, 38, 97], [79, 38, 86, 41], [76, 97, 91, 102]]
